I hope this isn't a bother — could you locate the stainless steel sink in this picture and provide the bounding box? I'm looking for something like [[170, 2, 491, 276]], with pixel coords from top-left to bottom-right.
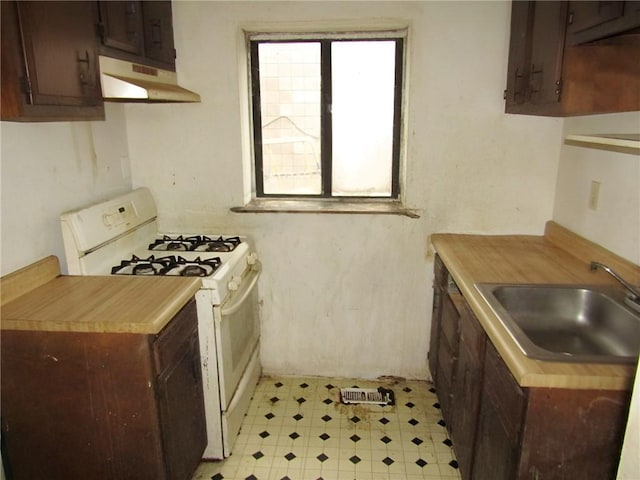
[[475, 284, 640, 364]]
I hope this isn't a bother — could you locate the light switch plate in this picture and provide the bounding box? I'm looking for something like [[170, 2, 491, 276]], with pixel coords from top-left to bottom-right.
[[589, 180, 601, 211]]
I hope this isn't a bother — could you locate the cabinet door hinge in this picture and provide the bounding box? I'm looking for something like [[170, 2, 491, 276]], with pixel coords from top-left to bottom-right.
[[555, 78, 562, 98]]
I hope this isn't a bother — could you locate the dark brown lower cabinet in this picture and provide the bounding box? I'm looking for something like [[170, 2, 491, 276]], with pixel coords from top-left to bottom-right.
[[429, 255, 632, 480], [474, 342, 631, 480], [449, 297, 486, 480], [472, 342, 526, 480], [1, 299, 206, 480]]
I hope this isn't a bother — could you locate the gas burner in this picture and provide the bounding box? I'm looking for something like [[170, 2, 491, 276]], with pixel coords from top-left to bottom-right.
[[111, 255, 222, 277], [148, 235, 242, 252], [191, 235, 242, 252], [111, 255, 177, 276], [163, 256, 222, 277], [148, 235, 193, 252]]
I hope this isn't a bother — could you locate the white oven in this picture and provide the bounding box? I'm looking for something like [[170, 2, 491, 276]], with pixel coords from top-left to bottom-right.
[[60, 187, 261, 459], [195, 269, 261, 458]]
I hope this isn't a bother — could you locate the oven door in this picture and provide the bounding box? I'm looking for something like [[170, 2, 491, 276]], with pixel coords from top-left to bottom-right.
[[214, 266, 261, 411]]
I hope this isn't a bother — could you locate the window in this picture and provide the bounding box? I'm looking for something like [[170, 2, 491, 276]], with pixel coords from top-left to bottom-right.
[[249, 33, 404, 199]]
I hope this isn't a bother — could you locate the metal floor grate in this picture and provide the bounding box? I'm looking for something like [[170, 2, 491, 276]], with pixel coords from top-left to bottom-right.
[[340, 387, 395, 406]]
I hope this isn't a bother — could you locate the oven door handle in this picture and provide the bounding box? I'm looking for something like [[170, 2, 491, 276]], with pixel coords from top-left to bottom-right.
[[221, 265, 261, 316]]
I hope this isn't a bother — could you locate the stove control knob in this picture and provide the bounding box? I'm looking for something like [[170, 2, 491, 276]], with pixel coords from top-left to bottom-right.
[[102, 213, 114, 226], [228, 276, 240, 291], [247, 252, 258, 265]]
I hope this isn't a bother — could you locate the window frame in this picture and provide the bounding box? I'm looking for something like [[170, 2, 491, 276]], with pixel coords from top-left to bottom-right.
[[249, 33, 405, 200]]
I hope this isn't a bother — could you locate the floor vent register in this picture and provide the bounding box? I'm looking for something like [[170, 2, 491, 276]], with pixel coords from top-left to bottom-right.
[[340, 387, 395, 406]]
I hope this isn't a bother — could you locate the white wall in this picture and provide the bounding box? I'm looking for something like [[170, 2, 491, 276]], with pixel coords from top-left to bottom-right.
[[0, 104, 132, 275], [125, 1, 563, 379], [553, 112, 640, 264]]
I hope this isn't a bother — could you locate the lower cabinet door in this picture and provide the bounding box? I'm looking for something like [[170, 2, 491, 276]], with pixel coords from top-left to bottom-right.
[[471, 343, 525, 480], [450, 340, 483, 479], [157, 333, 207, 480], [472, 395, 521, 480], [155, 301, 207, 480]]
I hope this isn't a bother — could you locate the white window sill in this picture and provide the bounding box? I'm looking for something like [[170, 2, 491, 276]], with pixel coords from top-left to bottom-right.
[[230, 198, 420, 218]]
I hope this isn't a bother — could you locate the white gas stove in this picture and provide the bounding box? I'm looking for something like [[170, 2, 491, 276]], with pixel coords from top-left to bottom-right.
[[60, 188, 256, 304], [60, 187, 261, 460]]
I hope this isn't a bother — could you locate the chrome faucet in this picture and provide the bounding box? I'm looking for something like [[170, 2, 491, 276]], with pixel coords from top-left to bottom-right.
[[590, 261, 640, 312]]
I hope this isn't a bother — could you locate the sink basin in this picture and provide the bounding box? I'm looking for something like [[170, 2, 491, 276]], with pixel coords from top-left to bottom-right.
[[475, 284, 640, 364]]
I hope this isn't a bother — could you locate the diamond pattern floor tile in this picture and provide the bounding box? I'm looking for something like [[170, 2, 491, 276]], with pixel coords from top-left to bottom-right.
[[190, 376, 461, 480]]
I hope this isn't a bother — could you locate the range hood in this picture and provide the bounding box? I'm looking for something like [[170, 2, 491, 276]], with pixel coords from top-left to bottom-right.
[[99, 56, 201, 103]]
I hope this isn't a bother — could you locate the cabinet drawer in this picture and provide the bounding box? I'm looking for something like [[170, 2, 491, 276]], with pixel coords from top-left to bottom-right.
[[153, 299, 198, 373], [482, 342, 525, 440]]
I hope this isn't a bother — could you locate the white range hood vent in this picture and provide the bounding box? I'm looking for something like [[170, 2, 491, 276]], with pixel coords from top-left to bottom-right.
[[99, 56, 201, 103]]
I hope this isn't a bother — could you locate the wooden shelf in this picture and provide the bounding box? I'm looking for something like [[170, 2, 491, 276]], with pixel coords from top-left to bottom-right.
[[565, 133, 640, 154]]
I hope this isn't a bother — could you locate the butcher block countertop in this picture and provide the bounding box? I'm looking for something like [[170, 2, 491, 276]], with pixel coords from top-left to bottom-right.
[[431, 221, 640, 391], [1, 256, 201, 334]]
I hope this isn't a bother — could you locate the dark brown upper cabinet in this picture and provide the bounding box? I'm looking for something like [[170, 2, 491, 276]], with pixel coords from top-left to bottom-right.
[[98, 1, 176, 71], [505, 0, 640, 116], [1, 1, 105, 122], [567, 1, 640, 45]]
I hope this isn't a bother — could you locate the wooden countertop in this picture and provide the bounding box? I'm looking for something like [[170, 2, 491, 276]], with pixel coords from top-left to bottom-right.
[[431, 221, 640, 391], [1, 256, 202, 334]]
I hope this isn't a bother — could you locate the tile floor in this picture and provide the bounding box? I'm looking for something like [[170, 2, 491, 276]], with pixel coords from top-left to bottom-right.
[[191, 376, 461, 480]]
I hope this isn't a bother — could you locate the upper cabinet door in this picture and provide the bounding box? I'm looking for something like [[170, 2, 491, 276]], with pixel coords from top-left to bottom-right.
[[97, 0, 176, 70], [1, 0, 105, 121], [568, 0, 640, 45], [569, 1, 625, 32], [142, 1, 176, 69], [98, 1, 144, 56], [527, 1, 568, 107], [504, 1, 567, 114], [504, 0, 532, 109], [16, 1, 103, 108]]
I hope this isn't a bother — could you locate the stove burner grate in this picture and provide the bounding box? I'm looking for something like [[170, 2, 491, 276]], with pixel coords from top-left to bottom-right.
[[111, 255, 176, 276], [192, 235, 241, 252], [111, 255, 222, 277], [163, 256, 222, 277], [148, 235, 193, 252], [148, 235, 242, 252]]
